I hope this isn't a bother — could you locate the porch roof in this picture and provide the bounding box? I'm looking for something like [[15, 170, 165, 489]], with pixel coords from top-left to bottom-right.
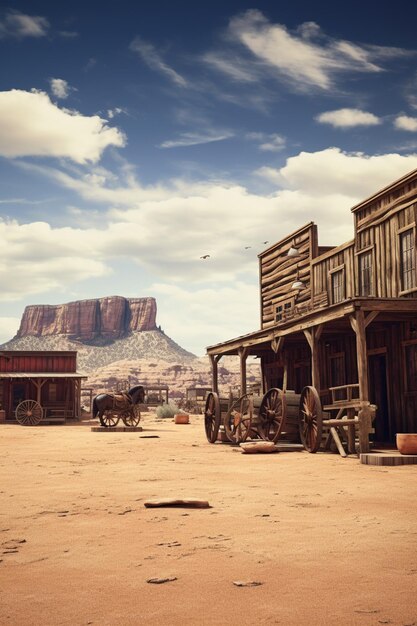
[[0, 372, 88, 379], [206, 297, 417, 356]]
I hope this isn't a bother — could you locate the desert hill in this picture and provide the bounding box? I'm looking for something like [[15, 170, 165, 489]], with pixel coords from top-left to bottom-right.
[[1, 295, 261, 395]]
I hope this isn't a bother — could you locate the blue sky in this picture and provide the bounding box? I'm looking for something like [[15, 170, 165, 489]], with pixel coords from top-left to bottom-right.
[[2, 1, 417, 355]]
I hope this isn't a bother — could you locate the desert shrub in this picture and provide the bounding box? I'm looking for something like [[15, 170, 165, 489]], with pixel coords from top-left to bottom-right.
[[156, 402, 179, 419]]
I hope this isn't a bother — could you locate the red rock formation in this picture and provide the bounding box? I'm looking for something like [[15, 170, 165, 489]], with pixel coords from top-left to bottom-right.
[[17, 297, 157, 341]]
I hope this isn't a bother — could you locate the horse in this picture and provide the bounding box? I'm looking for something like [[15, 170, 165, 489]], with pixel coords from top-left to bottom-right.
[[92, 385, 145, 427]]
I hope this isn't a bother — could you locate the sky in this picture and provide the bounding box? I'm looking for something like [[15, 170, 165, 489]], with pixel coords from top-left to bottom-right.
[[2, 1, 417, 355]]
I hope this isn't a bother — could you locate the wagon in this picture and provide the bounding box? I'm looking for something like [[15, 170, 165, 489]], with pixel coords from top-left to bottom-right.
[[204, 388, 301, 445], [99, 403, 141, 428]]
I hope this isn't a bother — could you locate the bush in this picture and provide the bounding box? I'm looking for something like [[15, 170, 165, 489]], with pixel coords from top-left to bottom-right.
[[156, 402, 179, 419]]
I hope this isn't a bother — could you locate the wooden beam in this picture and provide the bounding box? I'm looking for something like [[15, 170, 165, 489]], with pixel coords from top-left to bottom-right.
[[209, 354, 222, 394], [303, 324, 324, 390], [238, 347, 250, 395], [271, 335, 284, 354], [364, 311, 379, 328]]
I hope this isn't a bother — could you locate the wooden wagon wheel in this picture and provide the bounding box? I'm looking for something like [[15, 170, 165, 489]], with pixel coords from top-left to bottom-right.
[[299, 386, 323, 453], [100, 410, 120, 428], [204, 392, 221, 443], [15, 400, 43, 426], [122, 405, 141, 427], [257, 388, 287, 443], [224, 394, 253, 444]]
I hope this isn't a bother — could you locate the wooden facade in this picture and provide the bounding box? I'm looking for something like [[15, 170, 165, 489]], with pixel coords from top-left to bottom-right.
[[207, 168, 417, 445], [0, 351, 87, 422]]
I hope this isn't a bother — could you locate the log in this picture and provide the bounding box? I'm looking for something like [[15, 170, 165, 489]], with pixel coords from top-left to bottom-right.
[[240, 442, 278, 454], [144, 499, 211, 508]]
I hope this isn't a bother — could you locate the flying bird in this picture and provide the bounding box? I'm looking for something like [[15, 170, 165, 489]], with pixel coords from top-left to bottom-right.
[[244, 246, 252, 249], [262, 241, 269, 244], [200, 254, 210, 259]]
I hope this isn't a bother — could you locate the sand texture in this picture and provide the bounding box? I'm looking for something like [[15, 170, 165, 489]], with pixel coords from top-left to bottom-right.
[[1, 414, 416, 626]]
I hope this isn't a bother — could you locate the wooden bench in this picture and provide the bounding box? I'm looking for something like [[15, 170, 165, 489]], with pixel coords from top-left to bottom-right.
[[323, 384, 376, 456]]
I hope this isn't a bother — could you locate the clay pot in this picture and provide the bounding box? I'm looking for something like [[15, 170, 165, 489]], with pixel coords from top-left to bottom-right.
[[396, 433, 417, 455], [174, 414, 189, 424]]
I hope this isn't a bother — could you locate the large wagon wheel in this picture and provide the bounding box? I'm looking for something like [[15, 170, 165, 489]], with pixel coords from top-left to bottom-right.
[[15, 400, 43, 426], [299, 386, 323, 453], [122, 405, 141, 427], [257, 388, 287, 443], [204, 392, 221, 443], [100, 410, 120, 428], [224, 394, 253, 444]]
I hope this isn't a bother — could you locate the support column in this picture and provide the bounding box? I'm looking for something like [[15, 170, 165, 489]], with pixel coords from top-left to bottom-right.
[[238, 347, 250, 395], [350, 310, 372, 453], [349, 311, 369, 402], [303, 324, 323, 391], [209, 354, 222, 394], [271, 335, 286, 391]]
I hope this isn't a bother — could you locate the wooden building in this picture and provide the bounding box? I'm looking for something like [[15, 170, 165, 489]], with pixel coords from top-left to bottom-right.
[[0, 351, 87, 423], [207, 167, 417, 447]]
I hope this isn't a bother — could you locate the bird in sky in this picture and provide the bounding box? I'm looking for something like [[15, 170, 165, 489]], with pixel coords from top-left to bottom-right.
[[244, 246, 252, 249], [262, 241, 269, 244], [200, 254, 210, 259]]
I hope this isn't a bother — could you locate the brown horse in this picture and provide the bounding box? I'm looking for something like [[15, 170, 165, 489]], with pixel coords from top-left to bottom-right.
[[92, 385, 145, 427]]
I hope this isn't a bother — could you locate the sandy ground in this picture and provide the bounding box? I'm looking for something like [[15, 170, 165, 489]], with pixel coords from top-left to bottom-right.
[[0, 414, 416, 626]]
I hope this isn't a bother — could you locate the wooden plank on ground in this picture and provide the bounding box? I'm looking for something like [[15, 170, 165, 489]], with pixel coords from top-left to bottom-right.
[[360, 453, 417, 466]]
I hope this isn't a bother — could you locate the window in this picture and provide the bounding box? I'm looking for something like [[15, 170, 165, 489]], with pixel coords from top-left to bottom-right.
[[275, 300, 293, 322], [359, 251, 373, 296], [331, 269, 345, 304], [400, 229, 416, 291]]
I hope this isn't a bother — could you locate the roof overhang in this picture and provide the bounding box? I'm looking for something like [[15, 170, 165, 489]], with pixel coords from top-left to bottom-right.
[[207, 297, 417, 356], [0, 372, 88, 379]]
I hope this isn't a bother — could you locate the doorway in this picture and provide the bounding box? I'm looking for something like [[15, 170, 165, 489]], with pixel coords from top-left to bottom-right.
[[368, 352, 391, 443]]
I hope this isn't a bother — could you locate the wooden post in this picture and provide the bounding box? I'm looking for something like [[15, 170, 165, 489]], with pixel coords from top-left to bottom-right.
[[209, 354, 222, 394], [349, 310, 371, 453], [303, 324, 323, 391], [238, 347, 250, 395]]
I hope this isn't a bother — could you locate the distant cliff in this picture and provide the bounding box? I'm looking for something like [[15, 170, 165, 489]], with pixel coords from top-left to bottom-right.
[[16, 296, 157, 342]]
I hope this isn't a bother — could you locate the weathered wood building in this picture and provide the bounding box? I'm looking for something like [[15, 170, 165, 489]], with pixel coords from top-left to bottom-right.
[[207, 168, 417, 445], [0, 351, 87, 423]]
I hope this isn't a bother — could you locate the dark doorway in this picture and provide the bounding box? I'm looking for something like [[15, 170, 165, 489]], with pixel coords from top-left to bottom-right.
[[368, 353, 391, 443], [11, 382, 28, 420]]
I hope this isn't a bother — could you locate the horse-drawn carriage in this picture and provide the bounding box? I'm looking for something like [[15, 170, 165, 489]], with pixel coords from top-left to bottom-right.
[[92, 385, 145, 428]]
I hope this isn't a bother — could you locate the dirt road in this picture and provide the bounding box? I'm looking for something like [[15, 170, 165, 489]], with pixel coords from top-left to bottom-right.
[[1, 415, 416, 625]]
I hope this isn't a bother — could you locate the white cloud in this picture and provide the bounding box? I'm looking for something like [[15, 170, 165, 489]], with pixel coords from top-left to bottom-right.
[[6, 147, 417, 329], [151, 282, 259, 351], [107, 107, 126, 119], [316, 108, 381, 128], [0, 89, 126, 163], [0, 220, 108, 300], [50, 78, 72, 99], [0, 317, 21, 343], [130, 36, 187, 87], [208, 10, 414, 92], [202, 52, 258, 82], [246, 132, 286, 151], [394, 115, 417, 131], [159, 130, 233, 148], [256, 147, 417, 199], [0, 10, 49, 38], [259, 134, 286, 151]]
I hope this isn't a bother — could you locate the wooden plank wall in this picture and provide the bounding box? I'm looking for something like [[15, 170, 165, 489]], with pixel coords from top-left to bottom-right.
[[355, 186, 417, 298], [0, 352, 77, 373], [312, 243, 355, 304], [260, 224, 318, 329]]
